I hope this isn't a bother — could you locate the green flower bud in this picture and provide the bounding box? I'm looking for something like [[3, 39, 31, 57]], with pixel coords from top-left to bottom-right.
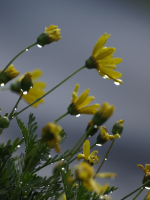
[[20, 72, 33, 93], [112, 119, 124, 136], [0, 116, 10, 128], [86, 120, 98, 137], [67, 103, 79, 115], [10, 81, 21, 94]]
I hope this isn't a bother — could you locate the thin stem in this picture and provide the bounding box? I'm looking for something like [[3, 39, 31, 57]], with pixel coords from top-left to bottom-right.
[[132, 187, 144, 200], [120, 181, 150, 200], [0, 43, 37, 79], [14, 66, 85, 117], [9, 92, 23, 120], [54, 112, 69, 124], [90, 142, 97, 149], [94, 139, 115, 178]]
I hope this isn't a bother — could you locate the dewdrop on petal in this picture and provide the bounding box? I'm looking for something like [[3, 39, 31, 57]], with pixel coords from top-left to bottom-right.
[[37, 25, 61, 47], [20, 72, 33, 93]]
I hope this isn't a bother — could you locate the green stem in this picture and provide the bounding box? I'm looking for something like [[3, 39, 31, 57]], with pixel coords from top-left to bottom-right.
[[90, 142, 97, 149], [14, 66, 85, 117], [0, 42, 37, 79], [94, 139, 115, 178], [120, 181, 150, 200], [132, 187, 144, 200], [9, 92, 23, 120], [54, 112, 69, 124]]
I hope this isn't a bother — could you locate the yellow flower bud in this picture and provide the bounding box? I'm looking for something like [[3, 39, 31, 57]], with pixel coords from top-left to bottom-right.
[[92, 102, 115, 126]]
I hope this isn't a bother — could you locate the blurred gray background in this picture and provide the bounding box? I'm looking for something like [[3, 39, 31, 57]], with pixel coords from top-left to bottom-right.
[[0, 0, 150, 199]]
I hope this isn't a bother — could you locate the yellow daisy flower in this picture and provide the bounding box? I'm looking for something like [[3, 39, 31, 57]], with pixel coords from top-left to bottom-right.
[[77, 140, 99, 165], [41, 122, 62, 153], [96, 126, 121, 145], [37, 24, 61, 47], [137, 164, 150, 187], [146, 190, 150, 200], [10, 69, 46, 107], [67, 84, 100, 115], [85, 33, 122, 85], [69, 162, 116, 198], [0, 64, 19, 85]]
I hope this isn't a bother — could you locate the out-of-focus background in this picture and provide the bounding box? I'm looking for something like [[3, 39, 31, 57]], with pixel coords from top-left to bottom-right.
[[0, 0, 150, 199]]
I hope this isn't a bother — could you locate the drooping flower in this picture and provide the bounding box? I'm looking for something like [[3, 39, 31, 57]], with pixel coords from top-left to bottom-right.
[[85, 33, 122, 85], [137, 164, 150, 187], [37, 25, 61, 47], [77, 140, 99, 165], [67, 84, 100, 115], [10, 69, 46, 107], [69, 162, 116, 198], [41, 122, 62, 153], [0, 64, 19, 85], [96, 126, 121, 145], [92, 102, 115, 126]]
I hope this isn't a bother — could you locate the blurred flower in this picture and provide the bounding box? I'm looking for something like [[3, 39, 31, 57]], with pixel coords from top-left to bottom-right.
[[69, 162, 114, 198], [146, 190, 150, 200], [85, 33, 122, 84], [61, 194, 66, 200], [41, 122, 62, 153], [10, 69, 46, 107], [96, 126, 121, 145], [77, 140, 99, 165], [37, 25, 61, 47], [67, 84, 100, 115], [0, 64, 19, 85], [137, 164, 150, 187], [92, 102, 115, 126]]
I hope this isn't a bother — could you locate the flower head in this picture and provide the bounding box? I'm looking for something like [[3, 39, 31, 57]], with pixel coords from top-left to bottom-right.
[[77, 140, 99, 165], [20, 72, 33, 92], [85, 33, 122, 84], [69, 162, 116, 198], [67, 84, 100, 115], [137, 164, 150, 187], [112, 119, 124, 136], [10, 69, 46, 107], [0, 64, 19, 85], [96, 126, 121, 145], [92, 102, 115, 126], [37, 25, 61, 47], [41, 122, 62, 153]]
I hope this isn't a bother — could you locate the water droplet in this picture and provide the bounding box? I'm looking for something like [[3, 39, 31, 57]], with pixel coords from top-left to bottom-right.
[[37, 44, 42, 48], [99, 70, 101, 72], [30, 86, 32, 89], [103, 75, 108, 79], [110, 191, 113, 193], [88, 135, 91, 137], [94, 125, 98, 128], [48, 155, 51, 158], [48, 185, 50, 187], [76, 114, 80, 117], [61, 167, 65, 170], [15, 108, 17, 111], [105, 158, 107, 160], [23, 91, 28, 95], [141, 187, 143, 189], [114, 82, 120, 86], [51, 163, 53, 164], [20, 182, 22, 184], [26, 49, 28, 51], [17, 145, 20, 148], [61, 159, 64, 161], [1, 83, 4, 87], [40, 159, 41, 161], [145, 187, 150, 190], [96, 144, 102, 146]]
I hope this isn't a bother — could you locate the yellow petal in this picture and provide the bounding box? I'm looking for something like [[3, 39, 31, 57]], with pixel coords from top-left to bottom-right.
[[33, 82, 46, 88], [77, 96, 95, 109], [31, 69, 42, 80], [77, 154, 85, 161], [98, 67, 122, 78], [96, 172, 117, 178], [96, 47, 116, 60], [98, 58, 122, 65], [79, 104, 100, 114], [92, 33, 111, 57], [83, 140, 90, 160], [72, 91, 78, 103], [74, 84, 79, 93], [75, 89, 89, 106]]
